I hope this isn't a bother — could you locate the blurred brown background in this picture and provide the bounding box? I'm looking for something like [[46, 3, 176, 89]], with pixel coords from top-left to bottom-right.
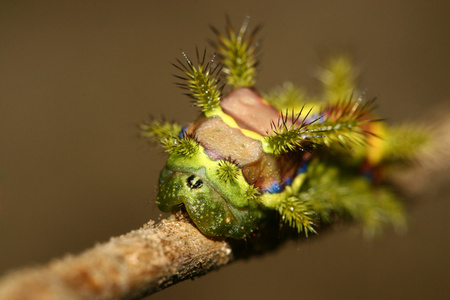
[[1, 1, 449, 299]]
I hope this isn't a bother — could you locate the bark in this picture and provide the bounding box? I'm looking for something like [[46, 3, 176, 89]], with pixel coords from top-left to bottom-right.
[[0, 214, 233, 300]]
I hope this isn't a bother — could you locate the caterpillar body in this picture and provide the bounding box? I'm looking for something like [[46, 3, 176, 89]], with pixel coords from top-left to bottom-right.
[[142, 17, 429, 239]]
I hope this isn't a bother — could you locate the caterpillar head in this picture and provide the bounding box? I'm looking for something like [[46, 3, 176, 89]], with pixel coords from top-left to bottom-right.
[[156, 146, 263, 239]]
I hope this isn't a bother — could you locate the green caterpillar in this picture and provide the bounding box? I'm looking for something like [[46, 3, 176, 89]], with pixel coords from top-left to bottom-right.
[[141, 17, 429, 239]]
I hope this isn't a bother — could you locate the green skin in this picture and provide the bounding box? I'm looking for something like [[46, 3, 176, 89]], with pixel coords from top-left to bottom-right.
[[157, 147, 266, 239]]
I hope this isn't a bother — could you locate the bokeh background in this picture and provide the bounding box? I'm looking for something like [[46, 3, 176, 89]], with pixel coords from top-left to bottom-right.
[[1, 1, 449, 299]]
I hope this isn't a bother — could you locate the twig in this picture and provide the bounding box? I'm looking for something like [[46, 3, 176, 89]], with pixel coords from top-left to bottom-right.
[[0, 111, 449, 300], [0, 214, 233, 300]]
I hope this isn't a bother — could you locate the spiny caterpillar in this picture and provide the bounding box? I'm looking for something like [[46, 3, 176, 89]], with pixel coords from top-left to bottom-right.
[[141, 17, 430, 239]]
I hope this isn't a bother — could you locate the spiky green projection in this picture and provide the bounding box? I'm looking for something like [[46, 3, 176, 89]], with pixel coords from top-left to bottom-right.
[[142, 17, 430, 239], [278, 195, 317, 237], [264, 82, 308, 111], [295, 159, 406, 236], [173, 49, 222, 114], [265, 107, 318, 156], [264, 98, 378, 156], [161, 135, 199, 158], [316, 55, 359, 101], [140, 119, 182, 141], [211, 16, 260, 88], [306, 98, 379, 152], [382, 125, 431, 165], [217, 159, 241, 183], [140, 119, 199, 157]]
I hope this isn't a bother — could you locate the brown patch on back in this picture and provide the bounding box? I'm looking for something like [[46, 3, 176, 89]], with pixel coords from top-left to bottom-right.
[[220, 88, 280, 135]]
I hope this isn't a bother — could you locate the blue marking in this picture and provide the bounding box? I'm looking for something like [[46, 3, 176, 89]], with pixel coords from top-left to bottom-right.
[[266, 181, 283, 193], [264, 160, 310, 194], [179, 126, 188, 138], [296, 160, 309, 175]]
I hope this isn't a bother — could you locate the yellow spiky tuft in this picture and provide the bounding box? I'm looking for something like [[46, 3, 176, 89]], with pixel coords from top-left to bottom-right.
[[245, 184, 261, 202], [174, 49, 222, 114], [211, 16, 260, 88], [216, 159, 241, 183], [316, 55, 359, 101], [140, 119, 182, 144], [161, 135, 199, 158], [278, 195, 317, 237]]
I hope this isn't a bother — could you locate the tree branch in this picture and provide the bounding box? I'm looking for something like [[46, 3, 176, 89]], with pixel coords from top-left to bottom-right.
[[1, 111, 449, 300], [0, 214, 233, 300]]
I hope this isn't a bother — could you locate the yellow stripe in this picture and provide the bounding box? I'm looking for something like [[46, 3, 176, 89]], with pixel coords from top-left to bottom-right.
[[206, 108, 266, 142], [205, 103, 323, 154], [366, 121, 387, 165]]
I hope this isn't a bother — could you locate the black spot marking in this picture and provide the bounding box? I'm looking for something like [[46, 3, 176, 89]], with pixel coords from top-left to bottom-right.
[[186, 175, 203, 189]]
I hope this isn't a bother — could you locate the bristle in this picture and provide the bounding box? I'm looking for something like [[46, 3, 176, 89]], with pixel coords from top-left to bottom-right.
[[263, 82, 308, 111], [316, 55, 359, 101], [265, 107, 320, 156], [277, 195, 317, 237], [173, 50, 222, 114], [305, 96, 380, 153], [162, 134, 200, 158], [140, 119, 182, 145], [287, 161, 407, 237], [211, 16, 261, 88], [245, 184, 260, 201], [216, 159, 241, 183], [382, 124, 432, 165]]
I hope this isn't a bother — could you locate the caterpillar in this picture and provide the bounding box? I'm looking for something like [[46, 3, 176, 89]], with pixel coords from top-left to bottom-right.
[[141, 17, 430, 239]]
